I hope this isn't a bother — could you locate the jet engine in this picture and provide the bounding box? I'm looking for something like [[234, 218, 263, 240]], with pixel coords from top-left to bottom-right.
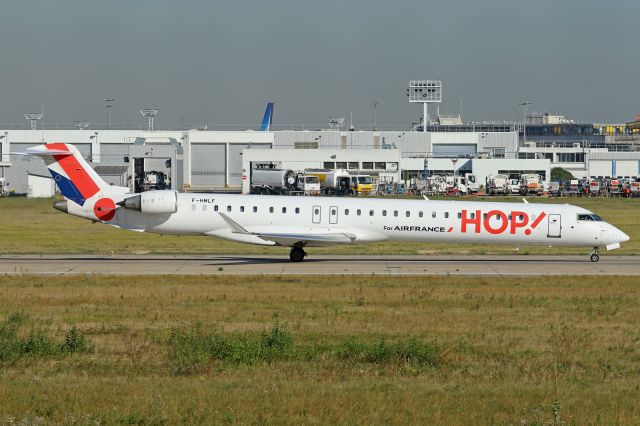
[[122, 190, 178, 214]]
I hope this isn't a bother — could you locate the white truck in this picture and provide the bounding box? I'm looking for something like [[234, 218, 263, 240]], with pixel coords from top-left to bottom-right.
[[304, 169, 354, 195], [519, 174, 543, 195], [447, 174, 479, 195], [250, 169, 320, 196], [485, 174, 511, 195]]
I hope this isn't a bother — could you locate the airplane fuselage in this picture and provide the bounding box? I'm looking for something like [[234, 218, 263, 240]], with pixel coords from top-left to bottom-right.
[[63, 192, 629, 251]]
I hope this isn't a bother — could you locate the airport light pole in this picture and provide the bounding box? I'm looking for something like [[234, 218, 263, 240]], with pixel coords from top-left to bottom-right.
[[104, 98, 115, 129], [140, 108, 159, 131], [370, 100, 381, 131], [89, 132, 98, 162], [518, 101, 531, 144]]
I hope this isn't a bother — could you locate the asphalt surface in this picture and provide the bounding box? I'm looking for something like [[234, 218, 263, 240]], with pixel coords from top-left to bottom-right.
[[0, 254, 638, 276]]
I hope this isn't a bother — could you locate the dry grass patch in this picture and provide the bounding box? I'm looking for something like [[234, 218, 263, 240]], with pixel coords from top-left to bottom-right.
[[0, 274, 639, 423]]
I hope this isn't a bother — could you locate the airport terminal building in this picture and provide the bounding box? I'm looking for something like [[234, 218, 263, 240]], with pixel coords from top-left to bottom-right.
[[0, 120, 638, 196]]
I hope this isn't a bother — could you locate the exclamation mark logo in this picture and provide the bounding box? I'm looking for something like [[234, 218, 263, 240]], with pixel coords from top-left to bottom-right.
[[525, 212, 547, 235]]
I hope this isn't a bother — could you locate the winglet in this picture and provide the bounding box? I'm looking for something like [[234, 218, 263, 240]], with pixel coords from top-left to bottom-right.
[[218, 212, 249, 234]]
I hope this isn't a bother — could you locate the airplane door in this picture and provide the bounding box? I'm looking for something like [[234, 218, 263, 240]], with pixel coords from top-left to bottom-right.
[[547, 214, 561, 238], [329, 205, 338, 224], [312, 205, 321, 224]]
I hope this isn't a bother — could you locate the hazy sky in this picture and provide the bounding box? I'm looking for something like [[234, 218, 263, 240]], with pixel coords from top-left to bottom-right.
[[0, 0, 638, 128]]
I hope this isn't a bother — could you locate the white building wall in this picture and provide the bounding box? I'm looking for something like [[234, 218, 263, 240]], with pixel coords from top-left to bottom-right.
[[27, 175, 56, 198]]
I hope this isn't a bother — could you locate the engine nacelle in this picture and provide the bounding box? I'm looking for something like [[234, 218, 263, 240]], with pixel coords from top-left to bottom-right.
[[123, 190, 178, 214]]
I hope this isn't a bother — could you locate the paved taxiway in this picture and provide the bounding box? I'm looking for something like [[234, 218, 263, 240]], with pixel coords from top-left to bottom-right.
[[0, 254, 638, 276]]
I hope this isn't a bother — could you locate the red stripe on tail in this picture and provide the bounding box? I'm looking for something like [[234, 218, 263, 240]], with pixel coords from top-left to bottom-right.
[[46, 143, 100, 199]]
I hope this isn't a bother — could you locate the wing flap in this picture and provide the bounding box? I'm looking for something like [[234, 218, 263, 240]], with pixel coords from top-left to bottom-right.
[[256, 232, 355, 246]]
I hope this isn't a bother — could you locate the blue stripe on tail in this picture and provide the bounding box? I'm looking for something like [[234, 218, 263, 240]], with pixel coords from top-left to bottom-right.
[[48, 169, 86, 205]]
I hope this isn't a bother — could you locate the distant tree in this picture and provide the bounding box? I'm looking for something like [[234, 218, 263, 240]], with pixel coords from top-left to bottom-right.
[[551, 167, 573, 180]]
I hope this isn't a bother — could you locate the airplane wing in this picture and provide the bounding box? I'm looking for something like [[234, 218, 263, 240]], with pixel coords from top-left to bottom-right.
[[217, 212, 356, 246]]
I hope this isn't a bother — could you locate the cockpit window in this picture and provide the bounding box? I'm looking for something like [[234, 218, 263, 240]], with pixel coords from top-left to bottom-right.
[[577, 214, 604, 222]]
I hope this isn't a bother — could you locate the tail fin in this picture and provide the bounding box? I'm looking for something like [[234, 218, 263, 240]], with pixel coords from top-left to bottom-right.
[[27, 143, 128, 205], [260, 102, 274, 131]]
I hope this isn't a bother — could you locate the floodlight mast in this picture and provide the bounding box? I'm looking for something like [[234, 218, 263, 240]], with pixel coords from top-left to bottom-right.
[[24, 113, 43, 130], [370, 101, 381, 131], [140, 108, 159, 131], [407, 80, 442, 132], [327, 116, 345, 132], [104, 98, 115, 129]]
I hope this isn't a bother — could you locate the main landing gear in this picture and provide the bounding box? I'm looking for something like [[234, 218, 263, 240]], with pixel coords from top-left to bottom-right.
[[590, 247, 600, 263], [289, 246, 307, 262]]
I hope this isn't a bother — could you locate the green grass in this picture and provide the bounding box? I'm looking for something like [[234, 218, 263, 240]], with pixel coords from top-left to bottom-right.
[[1, 274, 640, 424], [1, 195, 639, 255]]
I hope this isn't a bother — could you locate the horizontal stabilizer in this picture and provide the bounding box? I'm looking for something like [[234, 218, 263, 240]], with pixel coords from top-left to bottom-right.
[[24, 148, 73, 156]]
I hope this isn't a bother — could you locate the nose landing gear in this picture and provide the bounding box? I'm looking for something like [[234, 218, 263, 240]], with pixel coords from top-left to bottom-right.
[[590, 247, 600, 263], [289, 246, 307, 262]]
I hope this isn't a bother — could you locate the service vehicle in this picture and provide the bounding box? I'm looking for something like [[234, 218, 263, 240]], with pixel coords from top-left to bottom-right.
[[485, 174, 511, 195], [250, 168, 320, 196]]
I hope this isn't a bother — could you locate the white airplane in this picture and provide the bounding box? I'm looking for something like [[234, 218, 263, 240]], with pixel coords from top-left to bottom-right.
[[28, 143, 629, 263]]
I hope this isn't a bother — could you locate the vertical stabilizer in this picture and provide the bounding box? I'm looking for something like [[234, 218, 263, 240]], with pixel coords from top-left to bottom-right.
[[260, 102, 274, 131], [27, 143, 128, 205]]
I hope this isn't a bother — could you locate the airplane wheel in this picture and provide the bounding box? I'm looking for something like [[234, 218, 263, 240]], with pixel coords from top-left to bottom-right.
[[290, 247, 306, 262], [590, 253, 599, 263]]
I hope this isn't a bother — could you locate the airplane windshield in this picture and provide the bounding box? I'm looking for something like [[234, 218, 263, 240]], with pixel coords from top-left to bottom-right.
[[577, 214, 604, 222]]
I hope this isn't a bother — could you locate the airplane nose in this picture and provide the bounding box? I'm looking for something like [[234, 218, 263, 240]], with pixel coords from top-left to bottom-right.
[[620, 231, 630, 243]]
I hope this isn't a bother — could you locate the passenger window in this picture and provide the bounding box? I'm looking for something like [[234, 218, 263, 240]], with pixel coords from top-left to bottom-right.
[[227, 206, 232, 212], [269, 207, 274, 213], [253, 206, 258, 213], [393, 211, 398, 217], [345, 209, 349, 215], [213, 205, 218, 212], [518, 215, 523, 220], [419, 211, 423, 218], [314, 208, 320, 215], [508, 214, 512, 220], [357, 209, 361, 216], [240, 206, 245, 212], [457, 212, 461, 219], [406, 211, 410, 217], [432, 211, 436, 218], [471, 212, 475, 219], [445, 212, 449, 219], [295, 207, 300, 214], [369, 210, 374, 216], [483, 213, 487, 220], [282, 207, 287, 214], [382, 210, 387, 216]]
